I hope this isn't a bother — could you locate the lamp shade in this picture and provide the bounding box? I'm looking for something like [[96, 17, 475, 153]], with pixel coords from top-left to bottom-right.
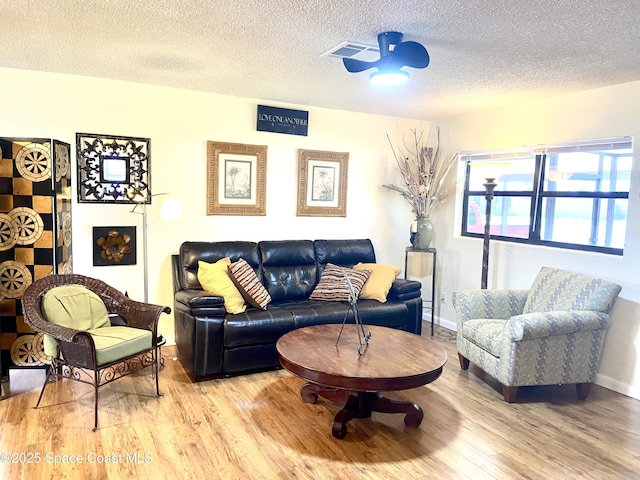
[[160, 198, 183, 220]]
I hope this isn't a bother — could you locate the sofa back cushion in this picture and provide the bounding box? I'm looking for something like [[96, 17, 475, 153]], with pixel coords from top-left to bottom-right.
[[260, 240, 317, 301], [314, 239, 376, 272], [523, 267, 622, 314], [179, 241, 261, 290]]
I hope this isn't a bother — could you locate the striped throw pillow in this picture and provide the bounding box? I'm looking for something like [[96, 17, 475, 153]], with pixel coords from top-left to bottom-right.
[[309, 263, 371, 302], [228, 258, 271, 310]]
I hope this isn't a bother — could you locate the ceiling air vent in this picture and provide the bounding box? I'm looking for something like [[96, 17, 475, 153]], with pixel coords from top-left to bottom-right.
[[321, 41, 380, 62]]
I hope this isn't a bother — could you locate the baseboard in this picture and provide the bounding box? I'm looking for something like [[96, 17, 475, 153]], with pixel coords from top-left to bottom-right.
[[163, 335, 176, 347], [595, 373, 640, 401], [423, 313, 457, 332]]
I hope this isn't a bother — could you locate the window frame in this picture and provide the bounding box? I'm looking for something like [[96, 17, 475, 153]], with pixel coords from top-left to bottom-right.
[[460, 138, 633, 256]]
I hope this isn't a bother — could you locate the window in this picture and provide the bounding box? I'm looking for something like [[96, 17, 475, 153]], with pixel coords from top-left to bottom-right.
[[461, 137, 633, 255]]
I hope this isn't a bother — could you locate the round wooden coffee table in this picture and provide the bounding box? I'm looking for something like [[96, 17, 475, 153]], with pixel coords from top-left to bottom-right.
[[276, 324, 447, 439]]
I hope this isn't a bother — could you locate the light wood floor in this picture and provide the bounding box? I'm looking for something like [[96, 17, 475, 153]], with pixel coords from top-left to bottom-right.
[[1, 325, 639, 480]]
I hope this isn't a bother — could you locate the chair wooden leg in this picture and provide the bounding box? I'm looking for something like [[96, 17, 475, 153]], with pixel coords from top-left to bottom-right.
[[458, 353, 470, 370], [576, 382, 591, 400], [502, 385, 518, 403]]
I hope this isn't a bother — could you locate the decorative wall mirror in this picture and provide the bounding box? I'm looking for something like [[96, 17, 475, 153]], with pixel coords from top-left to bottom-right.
[[76, 133, 151, 204]]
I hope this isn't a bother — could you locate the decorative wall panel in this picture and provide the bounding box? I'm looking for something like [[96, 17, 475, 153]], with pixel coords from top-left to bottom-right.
[[0, 138, 72, 375]]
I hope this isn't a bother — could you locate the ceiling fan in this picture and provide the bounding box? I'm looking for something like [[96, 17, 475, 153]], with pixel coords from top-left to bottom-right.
[[343, 31, 430, 85]]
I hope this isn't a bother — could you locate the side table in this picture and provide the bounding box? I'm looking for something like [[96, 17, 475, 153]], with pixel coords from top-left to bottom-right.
[[404, 247, 436, 336]]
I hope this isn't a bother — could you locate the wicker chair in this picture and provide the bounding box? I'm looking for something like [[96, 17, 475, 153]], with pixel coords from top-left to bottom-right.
[[21, 274, 171, 431]]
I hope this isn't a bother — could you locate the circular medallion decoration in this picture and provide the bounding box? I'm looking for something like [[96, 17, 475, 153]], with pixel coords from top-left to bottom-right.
[[61, 258, 73, 274], [55, 143, 70, 182], [0, 213, 19, 251], [9, 207, 44, 245], [61, 212, 72, 247], [0, 260, 32, 298], [15, 143, 52, 182], [11, 333, 50, 366]]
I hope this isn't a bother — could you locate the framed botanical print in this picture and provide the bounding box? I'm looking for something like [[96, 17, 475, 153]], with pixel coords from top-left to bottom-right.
[[297, 149, 349, 217], [206, 141, 267, 216]]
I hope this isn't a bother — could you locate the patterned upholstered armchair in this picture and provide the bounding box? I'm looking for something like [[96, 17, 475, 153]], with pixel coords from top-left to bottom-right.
[[453, 267, 621, 402]]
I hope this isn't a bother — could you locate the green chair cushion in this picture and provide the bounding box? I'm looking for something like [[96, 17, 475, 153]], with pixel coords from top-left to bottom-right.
[[42, 285, 112, 358], [87, 326, 153, 366]]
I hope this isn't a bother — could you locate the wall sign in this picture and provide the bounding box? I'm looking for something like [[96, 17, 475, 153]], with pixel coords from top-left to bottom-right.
[[257, 105, 308, 136]]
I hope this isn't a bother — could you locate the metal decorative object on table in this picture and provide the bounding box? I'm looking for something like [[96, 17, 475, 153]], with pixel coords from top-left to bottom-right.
[[335, 270, 371, 355]]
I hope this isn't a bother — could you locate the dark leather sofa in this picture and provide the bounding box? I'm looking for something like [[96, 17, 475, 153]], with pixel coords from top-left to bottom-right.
[[171, 239, 423, 381]]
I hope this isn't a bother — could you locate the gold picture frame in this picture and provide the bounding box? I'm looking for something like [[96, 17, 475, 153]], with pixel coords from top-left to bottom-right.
[[206, 141, 267, 216], [297, 149, 349, 217]]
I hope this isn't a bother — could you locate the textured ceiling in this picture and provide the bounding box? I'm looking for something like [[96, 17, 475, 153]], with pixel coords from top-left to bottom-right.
[[2, 0, 640, 119]]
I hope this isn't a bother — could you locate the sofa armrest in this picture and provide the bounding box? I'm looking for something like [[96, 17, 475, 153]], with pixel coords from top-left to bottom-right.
[[453, 289, 528, 324], [175, 289, 224, 308], [507, 310, 611, 341], [387, 278, 422, 301], [175, 289, 226, 319]]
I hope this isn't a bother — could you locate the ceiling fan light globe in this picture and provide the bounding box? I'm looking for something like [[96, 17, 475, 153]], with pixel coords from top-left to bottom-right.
[[370, 70, 409, 86]]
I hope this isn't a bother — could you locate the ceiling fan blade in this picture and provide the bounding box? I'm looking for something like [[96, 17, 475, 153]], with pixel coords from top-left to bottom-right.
[[342, 57, 379, 73], [392, 41, 430, 69]]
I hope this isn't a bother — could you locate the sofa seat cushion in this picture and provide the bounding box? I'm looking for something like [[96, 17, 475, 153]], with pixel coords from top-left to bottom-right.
[[87, 326, 153, 366], [224, 308, 296, 348], [284, 299, 359, 328], [461, 319, 506, 357], [286, 299, 408, 329], [355, 300, 408, 327], [224, 299, 410, 349]]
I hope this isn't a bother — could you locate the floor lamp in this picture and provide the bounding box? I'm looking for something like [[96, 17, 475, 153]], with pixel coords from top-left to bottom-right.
[[131, 194, 183, 303], [481, 178, 497, 289], [131, 200, 150, 302]]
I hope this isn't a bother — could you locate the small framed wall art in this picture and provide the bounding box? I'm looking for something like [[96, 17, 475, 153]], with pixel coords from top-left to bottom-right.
[[297, 149, 349, 217], [206, 141, 267, 216], [77, 133, 151, 204], [93, 226, 136, 266]]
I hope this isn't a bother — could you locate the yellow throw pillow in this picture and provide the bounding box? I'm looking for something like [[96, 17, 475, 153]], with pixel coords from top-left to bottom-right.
[[197, 259, 246, 314], [354, 263, 401, 303]]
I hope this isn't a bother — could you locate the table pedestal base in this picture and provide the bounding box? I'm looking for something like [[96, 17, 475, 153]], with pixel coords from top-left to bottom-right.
[[301, 383, 424, 439]]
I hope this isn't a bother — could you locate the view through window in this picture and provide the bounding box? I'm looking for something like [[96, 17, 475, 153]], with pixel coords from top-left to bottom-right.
[[460, 137, 633, 255]]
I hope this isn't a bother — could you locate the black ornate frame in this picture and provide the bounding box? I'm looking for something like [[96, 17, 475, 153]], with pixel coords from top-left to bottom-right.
[[76, 133, 151, 204]]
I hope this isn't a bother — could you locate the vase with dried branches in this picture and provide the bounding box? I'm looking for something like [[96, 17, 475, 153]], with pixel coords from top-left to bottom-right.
[[383, 127, 457, 248]]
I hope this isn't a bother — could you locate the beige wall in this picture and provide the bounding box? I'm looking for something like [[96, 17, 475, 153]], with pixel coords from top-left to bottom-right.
[[433, 80, 640, 399], [2, 67, 638, 399], [0, 67, 428, 346]]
